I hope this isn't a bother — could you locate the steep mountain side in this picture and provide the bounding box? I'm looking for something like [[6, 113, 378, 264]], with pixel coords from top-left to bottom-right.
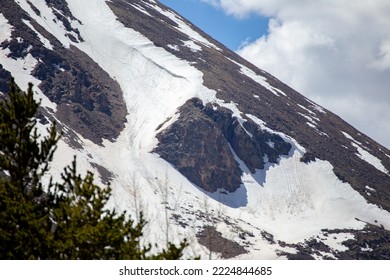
[[107, 0, 390, 211], [0, 0, 127, 144], [1, 0, 390, 259]]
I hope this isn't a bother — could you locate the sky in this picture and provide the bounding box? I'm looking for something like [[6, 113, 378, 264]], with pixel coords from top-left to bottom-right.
[[159, 0, 269, 50], [159, 0, 390, 150]]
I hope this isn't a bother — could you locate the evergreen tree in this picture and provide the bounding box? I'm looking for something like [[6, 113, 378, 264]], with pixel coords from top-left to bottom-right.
[[0, 79, 188, 259]]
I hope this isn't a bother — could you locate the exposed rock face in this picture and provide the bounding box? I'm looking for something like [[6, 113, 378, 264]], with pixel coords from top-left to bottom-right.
[[0, 65, 13, 95], [154, 98, 291, 192], [197, 225, 248, 259], [0, 0, 127, 145], [154, 98, 242, 193], [202, 103, 291, 172], [42, 44, 127, 144]]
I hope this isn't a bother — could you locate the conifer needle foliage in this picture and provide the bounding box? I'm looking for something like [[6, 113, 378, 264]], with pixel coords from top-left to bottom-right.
[[0, 79, 188, 259]]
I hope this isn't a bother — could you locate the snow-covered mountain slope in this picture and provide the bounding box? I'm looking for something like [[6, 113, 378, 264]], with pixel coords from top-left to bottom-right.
[[1, 0, 390, 259]]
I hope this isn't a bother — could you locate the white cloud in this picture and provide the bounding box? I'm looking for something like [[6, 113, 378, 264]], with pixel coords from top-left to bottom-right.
[[370, 40, 390, 70], [203, 0, 390, 149]]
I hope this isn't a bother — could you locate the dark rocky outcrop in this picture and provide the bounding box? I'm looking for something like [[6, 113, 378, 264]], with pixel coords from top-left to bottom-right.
[[154, 98, 291, 193], [197, 225, 248, 259], [154, 99, 242, 193], [0, 65, 13, 95], [0, 0, 127, 145]]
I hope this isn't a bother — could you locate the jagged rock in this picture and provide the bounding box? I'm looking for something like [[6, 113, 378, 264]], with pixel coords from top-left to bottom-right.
[[154, 98, 242, 193], [154, 98, 292, 192]]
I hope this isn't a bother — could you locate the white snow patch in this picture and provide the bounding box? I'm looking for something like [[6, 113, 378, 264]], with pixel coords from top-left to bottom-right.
[[239, 65, 287, 97], [22, 19, 53, 50], [306, 122, 317, 129], [352, 142, 389, 174], [298, 112, 318, 125], [215, 100, 243, 120], [298, 113, 328, 137], [342, 132, 389, 174], [0, 13, 12, 43], [167, 44, 179, 51], [182, 40, 201, 52], [298, 104, 320, 121], [342, 131, 361, 144], [319, 232, 354, 252], [228, 57, 290, 98], [266, 141, 275, 148], [306, 99, 326, 114], [0, 49, 57, 111], [130, 3, 152, 17], [298, 103, 314, 114], [361, 243, 373, 252]]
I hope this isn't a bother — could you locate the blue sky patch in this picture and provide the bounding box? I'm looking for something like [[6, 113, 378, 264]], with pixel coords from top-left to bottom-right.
[[160, 0, 269, 51]]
